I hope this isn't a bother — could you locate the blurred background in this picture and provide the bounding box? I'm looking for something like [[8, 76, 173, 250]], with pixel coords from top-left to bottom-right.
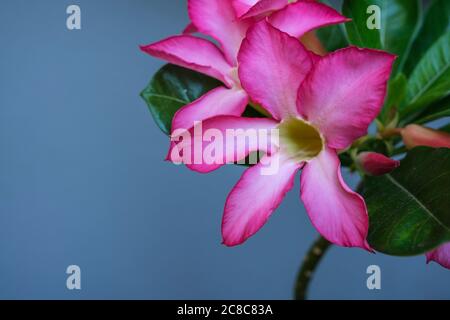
[[0, 0, 448, 299]]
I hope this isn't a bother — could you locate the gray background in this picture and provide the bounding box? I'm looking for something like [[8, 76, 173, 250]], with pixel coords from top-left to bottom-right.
[[0, 0, 448, 299]]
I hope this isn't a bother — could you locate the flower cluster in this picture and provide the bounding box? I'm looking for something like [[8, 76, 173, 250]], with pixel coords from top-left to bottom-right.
[[141, 0, 450, 270]]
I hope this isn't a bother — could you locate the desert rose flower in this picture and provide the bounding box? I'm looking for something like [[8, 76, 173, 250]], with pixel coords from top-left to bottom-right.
[[140, 0, 348, 135], [401, 124, 450, 149], [356, 152, 400, 176], [171, 21, 395, 248]]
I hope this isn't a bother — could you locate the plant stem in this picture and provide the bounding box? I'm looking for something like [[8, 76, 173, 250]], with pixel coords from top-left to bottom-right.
[[294, 236, 332, 300]]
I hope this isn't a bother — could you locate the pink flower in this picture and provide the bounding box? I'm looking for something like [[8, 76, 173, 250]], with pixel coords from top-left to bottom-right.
[[173, 21, 395, 248], [427, 244, 450, 269], [356, 152, 400, 176], [140, 0, 348, 135]]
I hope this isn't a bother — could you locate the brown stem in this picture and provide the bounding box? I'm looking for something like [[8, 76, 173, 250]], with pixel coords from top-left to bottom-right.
[[294, 236, 332, 300], [380, 127, 402, 139]]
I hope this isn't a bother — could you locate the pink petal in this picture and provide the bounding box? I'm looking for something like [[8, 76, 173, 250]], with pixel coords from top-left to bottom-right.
[[188, 0, 251, 65], [231, 0, 259, 17], [168, 116, 279, 173], [268, 0, 350, 38], [300, 147, 372, 250], [183, 23, 198, 34], [427, 243, 450, 269], [140, 35, 233, 87], [171, 87, 249, 134], [240, 0, 288, 19], [238, 21, 313, 120], [297, 47, 396, 149], [222, 154, 301, 246]]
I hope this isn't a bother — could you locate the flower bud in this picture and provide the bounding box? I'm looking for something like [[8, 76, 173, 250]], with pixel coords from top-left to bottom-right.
[[401, 124, 450, 149], [356, 152, 400, 176]]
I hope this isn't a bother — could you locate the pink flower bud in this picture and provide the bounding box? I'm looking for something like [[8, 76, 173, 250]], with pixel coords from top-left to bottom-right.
[[356, 152, 400, 176], [401, 124, 450, 149]]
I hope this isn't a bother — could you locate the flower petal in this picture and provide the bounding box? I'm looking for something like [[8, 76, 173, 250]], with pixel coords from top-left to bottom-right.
[[238, 21, 313, 120], [171, 87, 248, 134], [300, 147, 371, 250], [222, 154, 301, 246], [231, 0, 258, 17], [188, 0, 250, 65], [268, 0, 349, 38], [297, 47, 396, 149], [183, 23, 198, 34], [427, 243, 450, 269], [168, 116, 279, 173], [140, 35, 233, 86], [239, 0, 288, 19]]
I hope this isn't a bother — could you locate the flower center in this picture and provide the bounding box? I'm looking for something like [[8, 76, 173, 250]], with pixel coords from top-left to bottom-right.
[[278, 117, 324, 163], [229, 67, 241, 88]]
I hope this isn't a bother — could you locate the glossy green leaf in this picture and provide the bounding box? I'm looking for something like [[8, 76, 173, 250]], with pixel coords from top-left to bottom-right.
[[402, 31, 450, 117], [343, 0, 421, 74], [415, 95, 450, 124], [404, 0, 450, 76], [363, 147, 450, 256], [316, 24, 349, 52], [342, 0, 382, 49], [379, 0, 421, 74], [141, 64, 221, 135], [316, 0, 348, 52]]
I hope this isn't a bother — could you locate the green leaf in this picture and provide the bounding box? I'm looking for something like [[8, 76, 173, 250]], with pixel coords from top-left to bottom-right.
[[141, 64, 221, 135], [404, 0, 450, 76], [363, 147, 450, 256], [402, 31, 450, 117], [343, 0, 421, 74], [342, 0, 382, 49], [317, 0, 348, 52], [316, 24, 349, 52], [378, 0, 422, 74], [415, 95, 450, 124], [380, 73, 407, 123], [440, 123, 450, 133]]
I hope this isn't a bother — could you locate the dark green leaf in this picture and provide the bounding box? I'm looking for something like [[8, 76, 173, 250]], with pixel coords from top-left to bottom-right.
[[316, 24, 349, 52], [440, 123, 450, 133], [363, 147, 450, 256], [343, 0, 421, 74], [316, 0, 349, 52], [402, 31, 450, 117], [415, 95, 450, 124], [404, 0, 450, 76], [141, 64, 221, 135], [378, 0, 421, 74], [342, 0, 382, 49]]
